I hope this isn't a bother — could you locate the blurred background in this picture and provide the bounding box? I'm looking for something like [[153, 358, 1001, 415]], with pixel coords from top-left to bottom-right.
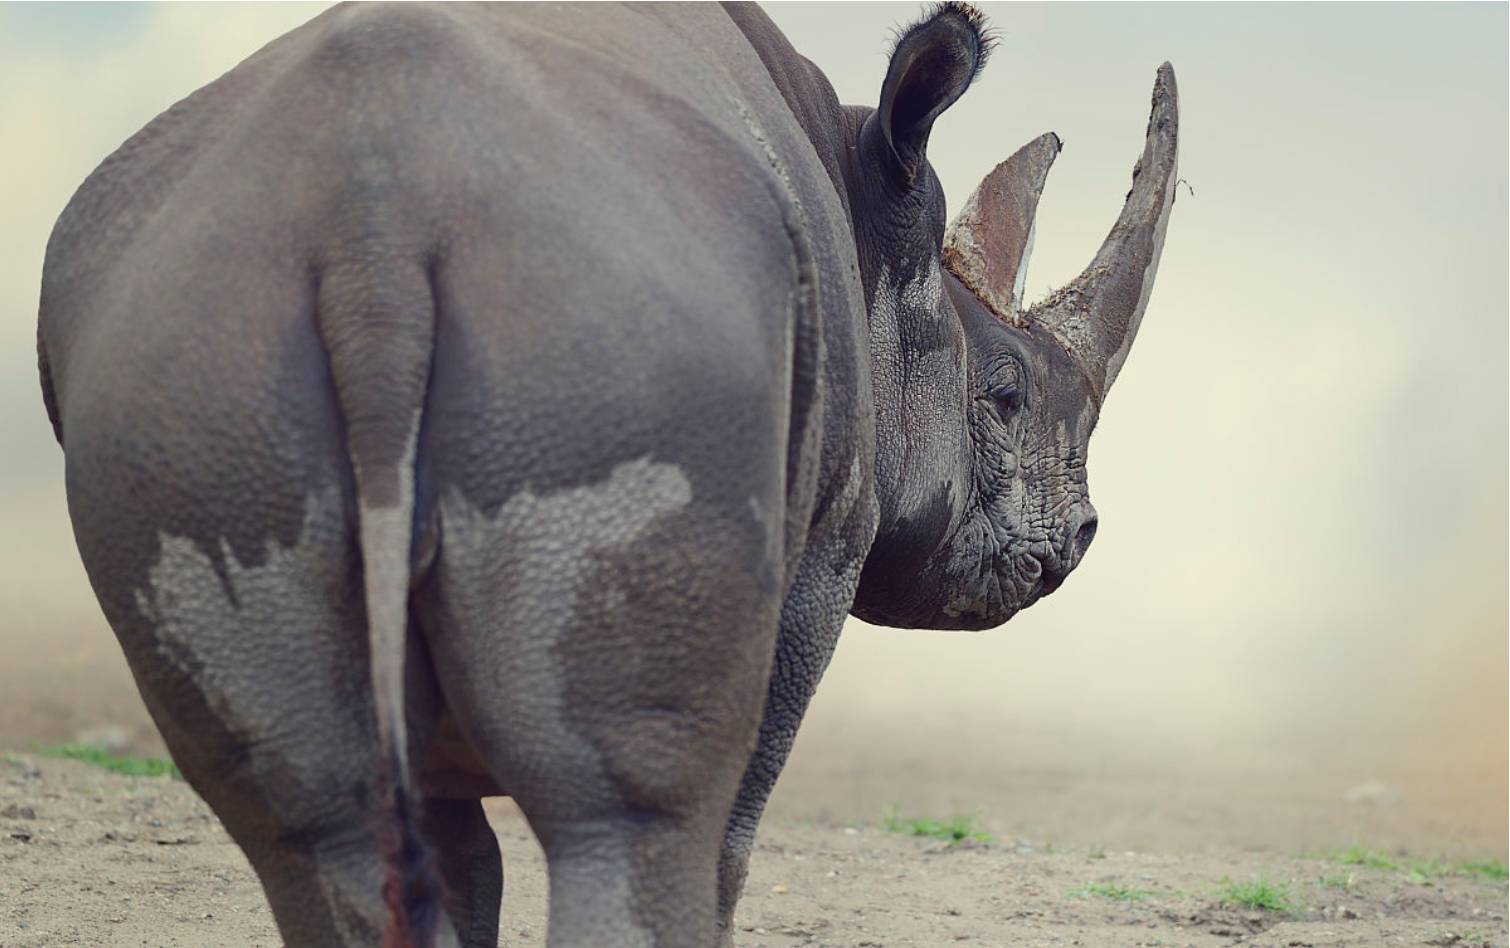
[[1, 3, 1504, 857]]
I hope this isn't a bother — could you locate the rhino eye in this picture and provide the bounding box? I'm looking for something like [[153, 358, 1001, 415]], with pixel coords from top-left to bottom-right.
[[986, 361, 1025, 414]]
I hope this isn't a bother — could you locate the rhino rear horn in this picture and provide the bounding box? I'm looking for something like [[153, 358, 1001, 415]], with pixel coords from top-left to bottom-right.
[[942, 131, 1062, 325], [1028, 63, 1180, 399]]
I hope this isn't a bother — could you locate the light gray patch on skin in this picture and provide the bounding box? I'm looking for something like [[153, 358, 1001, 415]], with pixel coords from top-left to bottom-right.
[[439, 457, 693, 768], [868, 262, 902, 369], [436, 457, 690, 946], [899, 259, 943, 320], [867, 261, 905, 504], [871, 260, 943, 337], [870, 261, 967, 527], [133, 487, 355, 916], [134, 486, 345, 700]]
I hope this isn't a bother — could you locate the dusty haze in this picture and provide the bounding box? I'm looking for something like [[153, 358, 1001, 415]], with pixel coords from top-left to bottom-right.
[[1, 3, 1504, 857]]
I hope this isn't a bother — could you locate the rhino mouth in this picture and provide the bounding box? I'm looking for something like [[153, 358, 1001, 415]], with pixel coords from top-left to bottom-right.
[[1009, 548, 1065, 606]]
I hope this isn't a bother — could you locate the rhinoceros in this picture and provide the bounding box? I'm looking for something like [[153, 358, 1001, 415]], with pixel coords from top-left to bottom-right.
[[37, 2, 1177, 945]]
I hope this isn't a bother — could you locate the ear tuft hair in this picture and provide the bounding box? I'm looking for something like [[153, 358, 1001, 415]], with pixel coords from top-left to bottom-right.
[[888, 1, 998, 81]]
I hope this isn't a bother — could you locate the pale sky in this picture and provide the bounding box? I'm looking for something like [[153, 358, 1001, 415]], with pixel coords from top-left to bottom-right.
[[1, 4, 1505, 793]]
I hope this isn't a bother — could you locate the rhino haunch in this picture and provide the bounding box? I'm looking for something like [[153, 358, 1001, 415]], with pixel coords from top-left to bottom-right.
[[37, 3, 1178, 946]]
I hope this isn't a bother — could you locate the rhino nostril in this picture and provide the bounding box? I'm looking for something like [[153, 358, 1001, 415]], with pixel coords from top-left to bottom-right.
[[1070, 516, 1098, 567]]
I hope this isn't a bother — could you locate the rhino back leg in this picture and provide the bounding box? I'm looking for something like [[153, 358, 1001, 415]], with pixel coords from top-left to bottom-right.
[[413, 295, 791, 944], [416, 464, 783, 946], [422, 796, 503, 948], [56, 305, 450, 946]]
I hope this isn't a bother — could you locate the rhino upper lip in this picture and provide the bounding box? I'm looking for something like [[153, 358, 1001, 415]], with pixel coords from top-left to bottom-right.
[[1021, 549, 1066, 600], [1007, 551, 1057, 602]]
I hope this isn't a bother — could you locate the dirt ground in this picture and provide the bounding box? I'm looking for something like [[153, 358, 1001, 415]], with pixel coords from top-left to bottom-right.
[[0, 754, 1504, 948], [0, 605, 1505, 947]]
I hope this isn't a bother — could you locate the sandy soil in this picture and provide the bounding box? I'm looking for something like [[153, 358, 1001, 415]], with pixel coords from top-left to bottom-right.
[[1, 596, 1504, 947], [1, 754, 1505, 948]]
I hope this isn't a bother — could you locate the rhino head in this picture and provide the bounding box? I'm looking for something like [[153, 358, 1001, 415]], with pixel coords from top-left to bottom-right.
[[845, 3, 1179, 629]]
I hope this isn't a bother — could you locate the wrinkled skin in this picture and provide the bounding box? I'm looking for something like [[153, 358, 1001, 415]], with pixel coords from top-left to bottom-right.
[[844, 140, 1104, 630], [38, 3, 1176, 947], [855, 270, 1103, 629], [736, 4, 1176, 634]]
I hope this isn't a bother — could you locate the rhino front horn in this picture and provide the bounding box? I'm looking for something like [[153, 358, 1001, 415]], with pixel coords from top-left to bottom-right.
[[1029, 62, 1180, 399]]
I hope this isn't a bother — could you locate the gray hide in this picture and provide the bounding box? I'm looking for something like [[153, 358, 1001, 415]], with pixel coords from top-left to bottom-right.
[[37, 3, 1178, 946]]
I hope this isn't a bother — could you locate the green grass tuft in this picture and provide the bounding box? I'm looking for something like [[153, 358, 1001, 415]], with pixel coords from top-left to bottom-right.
[[1324, 847, 1507, 885], [879, 808, 993, 845], [1216, 876, 1293, 913], [1456, 859, 1508, 883], [1410, 857, 1510, 885], [1066, 882, 1155, 902], [1329, 846, 1398, 871], [34, 744, 182, 780], [1405, 857, 1450, 885], [1316, 872, 1357, 891]]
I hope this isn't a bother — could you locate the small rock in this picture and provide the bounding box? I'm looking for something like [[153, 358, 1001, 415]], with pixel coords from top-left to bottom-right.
[[770, 884, 788, 894], [0, 804, 36, 820]]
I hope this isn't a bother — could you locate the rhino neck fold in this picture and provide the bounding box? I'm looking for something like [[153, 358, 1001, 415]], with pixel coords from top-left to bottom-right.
[[859, 257, 975, 599], [724, 0, 976, 612]]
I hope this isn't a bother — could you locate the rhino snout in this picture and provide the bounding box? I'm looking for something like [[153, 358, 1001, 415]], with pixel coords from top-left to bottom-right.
[[1037, 504, 1098, 595]]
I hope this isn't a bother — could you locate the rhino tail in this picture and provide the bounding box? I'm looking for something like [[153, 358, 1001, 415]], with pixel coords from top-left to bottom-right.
[[316, 257, 446, 948], [359, 484, 444, 948]]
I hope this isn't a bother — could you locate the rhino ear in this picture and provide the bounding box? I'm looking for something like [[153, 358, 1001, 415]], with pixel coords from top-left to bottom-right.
[[942, 132, 1062, 324], [1029, 63, 1180, 398], [878, 1, 993, 180]]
